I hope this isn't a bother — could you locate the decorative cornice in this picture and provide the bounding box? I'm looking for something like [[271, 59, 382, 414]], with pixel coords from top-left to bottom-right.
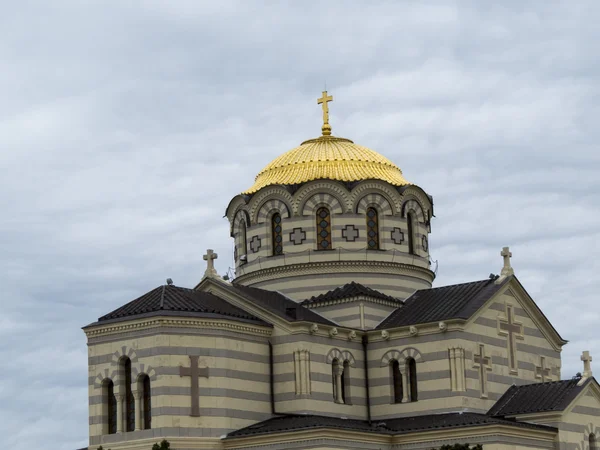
[[84, 316, 273, 339], [235, 259, 435, 286]]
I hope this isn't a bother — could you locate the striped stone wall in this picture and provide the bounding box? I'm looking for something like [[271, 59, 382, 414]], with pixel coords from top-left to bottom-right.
[[271, 332, 368, 420], [555, 388, 600, 450], [86, 321, 273, 448], [368, 288, 563, 419]]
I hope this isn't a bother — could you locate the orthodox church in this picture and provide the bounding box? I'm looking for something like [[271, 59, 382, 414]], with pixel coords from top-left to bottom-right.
[[83, 92, 599, 450]]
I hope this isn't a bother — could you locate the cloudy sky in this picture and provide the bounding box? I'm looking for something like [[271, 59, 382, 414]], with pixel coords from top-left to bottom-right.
[[1, 1, 599, 448]]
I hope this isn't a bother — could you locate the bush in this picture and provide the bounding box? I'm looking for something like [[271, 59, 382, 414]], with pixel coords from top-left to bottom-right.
[[152, 440, 171, 450]]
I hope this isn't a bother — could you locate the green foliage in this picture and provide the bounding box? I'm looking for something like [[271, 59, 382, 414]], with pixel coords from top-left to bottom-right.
[[438, 445, 483, 450], [151, 439, 171, 450]]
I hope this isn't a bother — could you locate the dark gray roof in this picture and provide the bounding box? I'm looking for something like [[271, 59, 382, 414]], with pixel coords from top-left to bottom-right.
[[227, 283, 336, 326], [488, 378, 590, 417], [376, 277, 507, 329], [302, 282, 402, 305], [91, 285, 268, 326], [226, 412, 556, 438]]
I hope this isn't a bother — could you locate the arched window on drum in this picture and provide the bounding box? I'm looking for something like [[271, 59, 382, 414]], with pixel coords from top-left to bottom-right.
[[366, 207, 379, 250], [316, 207, 332, 250], [272, 213, 283, 256]]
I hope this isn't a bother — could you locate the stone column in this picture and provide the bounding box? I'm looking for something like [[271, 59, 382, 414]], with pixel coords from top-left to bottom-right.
[[458, 348, 466, 391], [334, 364, 344, 404], [133, 391, 142, 431], [449, 348, 457, 391], [115, 394, 124, 433], [401, 363, 409, 403]]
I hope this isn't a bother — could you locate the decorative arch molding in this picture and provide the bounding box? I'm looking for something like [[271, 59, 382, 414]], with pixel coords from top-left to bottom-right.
[[399, 185, 432, 217], [255, 198, 292, 224], [401, 199, 425, 223], [135, 365, 158, 384], [226, 195, 248, 227], [248, 186, 294, 224], [350, 181, 402, 215], [326, 348, 356, 366], [302, 193, 344, 216], [293, 181, 350, 216], [355, 193, 394, 216], [380, 347, 423, 367], [93, 368, 119, 389], [98, 346, 158, 389], [233, 209, 251, 232]]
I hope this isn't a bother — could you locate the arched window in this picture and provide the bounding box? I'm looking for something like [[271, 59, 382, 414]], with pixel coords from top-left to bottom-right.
[[141, 374, 151, 430], [331, 358, 344, 403], [408, 357, 418, 402], [272, 213, 283, 256], [391, 360, 403, 404], [590, 433, 597, 450], [122, 357, 135, 432], [104, 379, 117, 435], [366, 207, 379, 250], [316, 207, 332, 250], [407, 212, 415, 255], [342, 360, 351, 404], [240, 220, 248, 260]]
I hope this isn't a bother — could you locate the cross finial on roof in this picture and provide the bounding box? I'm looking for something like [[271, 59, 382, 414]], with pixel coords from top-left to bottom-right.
[[203, 249, 218, 279], [581, 350, 593, 378], [500, 246, 514, 276], [317, 90, 333, 136]]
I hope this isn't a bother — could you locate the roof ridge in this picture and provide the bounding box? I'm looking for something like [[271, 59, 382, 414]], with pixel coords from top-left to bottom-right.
[[419, 278, 492, 292]]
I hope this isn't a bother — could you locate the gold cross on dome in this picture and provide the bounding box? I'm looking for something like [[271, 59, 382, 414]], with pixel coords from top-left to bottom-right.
[[317, 90, 333, 135]]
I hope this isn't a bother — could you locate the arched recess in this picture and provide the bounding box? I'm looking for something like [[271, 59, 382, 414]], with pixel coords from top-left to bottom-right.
[[326, 348, 356, 366], [401, 199, 425, 223], [138, 373, 152, 430], [248, 186, 294, 223], [226, 196, 249, 233], [590, 433, 598, 450], [380, 347, 423, 366], [302, 193, 344, 217], [355, 193, 394, 216], [407, 357, 418, 401], [233, 209, 251, 233], [102, 378, 117, 435], [119, 356, 135, 432], [233, 210, 251, 260], [390, 360, 403, 404], [293, 181, 350, 216]]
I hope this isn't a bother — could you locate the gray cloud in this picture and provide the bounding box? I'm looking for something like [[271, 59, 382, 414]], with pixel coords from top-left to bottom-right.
[[1, 1, 599, 448]]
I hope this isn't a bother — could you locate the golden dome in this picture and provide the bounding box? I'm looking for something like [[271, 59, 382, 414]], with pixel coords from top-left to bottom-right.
[[243, 135, 410, 194]]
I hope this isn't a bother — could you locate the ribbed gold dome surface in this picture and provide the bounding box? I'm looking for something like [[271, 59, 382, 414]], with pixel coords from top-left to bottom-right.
[[243, 135, 410, 194]]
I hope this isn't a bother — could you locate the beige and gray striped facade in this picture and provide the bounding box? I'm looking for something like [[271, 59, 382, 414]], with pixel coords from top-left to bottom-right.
[[226, 180, 434, 300], [82, 275, 595, 450]]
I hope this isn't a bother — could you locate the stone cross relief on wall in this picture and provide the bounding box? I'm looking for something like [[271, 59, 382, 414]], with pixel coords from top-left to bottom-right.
[[497, 304, 524, 373], [473, 344, 492, 397], [180, 355, 210, 416], [535, 356, 551, 382]]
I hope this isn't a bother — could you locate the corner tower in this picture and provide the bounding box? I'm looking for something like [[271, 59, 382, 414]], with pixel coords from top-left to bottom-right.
[[225, 92, 434, 300]]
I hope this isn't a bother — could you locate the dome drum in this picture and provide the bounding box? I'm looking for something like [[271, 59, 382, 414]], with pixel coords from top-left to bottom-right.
[[227, 179, 434, 301]]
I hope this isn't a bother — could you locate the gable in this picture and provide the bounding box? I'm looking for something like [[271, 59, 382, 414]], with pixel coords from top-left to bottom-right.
[[196, 277, 336, 332], [468, 277, 566, 353]]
